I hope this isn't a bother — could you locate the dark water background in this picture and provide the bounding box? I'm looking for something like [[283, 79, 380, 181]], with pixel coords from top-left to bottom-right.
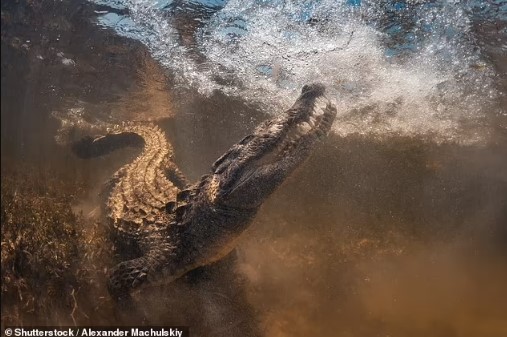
[[1, 0, 507, 336]]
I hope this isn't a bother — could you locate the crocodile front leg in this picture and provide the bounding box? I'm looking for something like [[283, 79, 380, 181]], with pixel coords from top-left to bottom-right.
[[108, 232, 178, 301], [107, 257, 151, 302]]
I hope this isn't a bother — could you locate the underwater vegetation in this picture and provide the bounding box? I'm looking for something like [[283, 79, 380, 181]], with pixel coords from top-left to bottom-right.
[[1, 162, 117, 326], [2, 163, 80, 325]]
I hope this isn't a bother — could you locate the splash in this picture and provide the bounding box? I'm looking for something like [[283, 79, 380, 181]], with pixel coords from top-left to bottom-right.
[[52, 107, 108, 146], [91, 0, 501, 143]]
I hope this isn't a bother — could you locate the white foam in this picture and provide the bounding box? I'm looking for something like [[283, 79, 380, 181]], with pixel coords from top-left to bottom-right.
[[90, 0, 500, 144]]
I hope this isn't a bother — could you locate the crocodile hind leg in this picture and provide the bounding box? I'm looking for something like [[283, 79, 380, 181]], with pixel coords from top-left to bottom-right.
[[163, 159, 189, 189]]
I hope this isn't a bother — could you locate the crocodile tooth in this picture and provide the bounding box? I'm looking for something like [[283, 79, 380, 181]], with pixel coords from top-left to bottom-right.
[[314, 96, 329, 116], [298, 122, 312, 134]]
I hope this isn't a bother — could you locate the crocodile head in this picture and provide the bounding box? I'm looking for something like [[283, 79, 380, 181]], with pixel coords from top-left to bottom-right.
[[205, 83, 337, 210]]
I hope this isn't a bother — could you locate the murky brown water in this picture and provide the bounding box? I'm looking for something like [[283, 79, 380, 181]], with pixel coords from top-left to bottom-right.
[[2, 1, 507, 336]]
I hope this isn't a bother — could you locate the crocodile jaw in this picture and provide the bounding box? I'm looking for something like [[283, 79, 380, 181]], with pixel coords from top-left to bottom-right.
[[208, 83, 337, 210]]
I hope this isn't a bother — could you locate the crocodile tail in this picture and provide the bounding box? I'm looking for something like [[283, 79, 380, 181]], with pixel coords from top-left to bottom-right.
[[71, 132, 144, 158]]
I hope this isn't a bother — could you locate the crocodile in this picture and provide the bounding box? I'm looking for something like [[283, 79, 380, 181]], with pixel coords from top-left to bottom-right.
[[72, 83, 337, 302]]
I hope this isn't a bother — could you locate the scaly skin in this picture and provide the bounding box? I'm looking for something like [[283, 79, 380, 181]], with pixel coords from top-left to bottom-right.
[[72, 83, 337, 302]]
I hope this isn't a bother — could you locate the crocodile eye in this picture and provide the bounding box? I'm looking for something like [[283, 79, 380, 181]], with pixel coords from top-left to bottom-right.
[[165, 202, 176, 212], [177, 189, 192, 202]]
